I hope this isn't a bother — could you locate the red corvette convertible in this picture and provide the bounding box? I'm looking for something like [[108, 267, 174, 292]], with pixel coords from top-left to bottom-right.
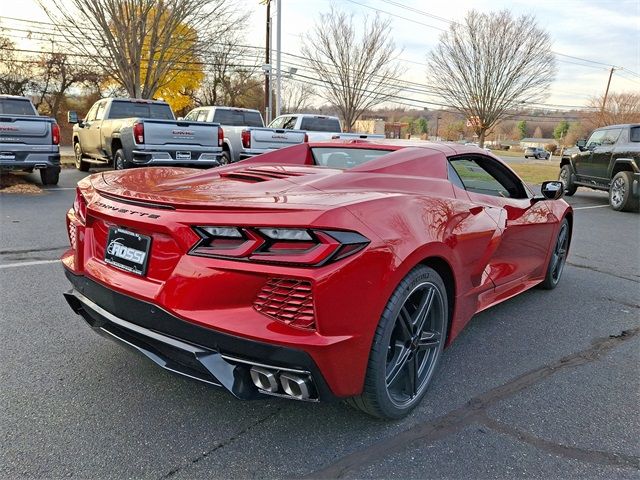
[[62, 141, 572, 418]]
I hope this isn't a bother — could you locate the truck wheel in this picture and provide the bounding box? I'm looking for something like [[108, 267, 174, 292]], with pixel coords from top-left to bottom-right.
[[40, 168, 59, 186], [559, 164, 577, 196], [346, 266, 448, 419], [113, 149, 129, 170], [74, 143, 90, 172], [220, 150, 231, 165], [609, 171, 639, 212]]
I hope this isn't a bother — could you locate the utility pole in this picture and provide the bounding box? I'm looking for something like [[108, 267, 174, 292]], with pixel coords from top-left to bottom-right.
[[264, 0, 271, 124], [600, 67, 615, 125], [435, 116, 442, 141], [275, 0, 282, 117]]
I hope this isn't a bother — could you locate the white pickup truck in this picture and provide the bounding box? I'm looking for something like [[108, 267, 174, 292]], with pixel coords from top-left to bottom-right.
[[268, 114, 383, 142], [182, 106, 306, 163]]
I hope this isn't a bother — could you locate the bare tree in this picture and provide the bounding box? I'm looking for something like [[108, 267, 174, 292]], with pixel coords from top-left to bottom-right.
[[427, 10, 555, 147], [281, 80, 316, 114], [39, 0, 245, 99], [0, 35, 36, 95], [302, 7, 403, 131], [32, 45, 100, 119], [585, 92, 640, 128]]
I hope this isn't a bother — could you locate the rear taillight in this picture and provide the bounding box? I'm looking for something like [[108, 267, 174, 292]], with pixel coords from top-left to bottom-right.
[[241, 129, 251, 149], [51, 123, 60, 145], [218, 126, 224, 147], [133, 122, 144, 144], [303, 133, 309, 143], [73, 188, 87, 224], [190, 226, 369, 266]]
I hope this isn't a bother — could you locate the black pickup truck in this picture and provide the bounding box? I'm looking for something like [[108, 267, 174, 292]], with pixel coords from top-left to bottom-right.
[[559, 124, 639, 212]]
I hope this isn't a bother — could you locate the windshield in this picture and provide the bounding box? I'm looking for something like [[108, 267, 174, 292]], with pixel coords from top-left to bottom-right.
[[300, 117, 341, 132], [108, 101, 174, 120], [311, 147, 390, 169], [0, 99, 37, 116], [212, 109, 264, 127]]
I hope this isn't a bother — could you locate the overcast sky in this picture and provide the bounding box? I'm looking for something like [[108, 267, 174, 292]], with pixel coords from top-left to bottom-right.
[[1, 0, 638, 110]]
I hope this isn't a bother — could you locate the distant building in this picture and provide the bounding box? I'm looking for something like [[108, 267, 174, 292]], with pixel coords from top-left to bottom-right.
[[354, 119, 386, 135], [520, 137, 557, 149]]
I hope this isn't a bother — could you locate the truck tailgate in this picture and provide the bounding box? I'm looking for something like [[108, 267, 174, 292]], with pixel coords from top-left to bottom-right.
[[142, 119, 218, 147], [250, 128, 306, 150], [0, 117, 50, 144]]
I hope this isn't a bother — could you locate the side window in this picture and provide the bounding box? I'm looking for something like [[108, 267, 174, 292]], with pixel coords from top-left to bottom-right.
[[601, 128, 622, 145], [586, 130, 606, 149], [450, 156, 526, 199], [281, 116, 298, 130], [85, 104, 98, 122], [94, 102, 106, 121], [269, 116, 285, 129], [447, 162, 465, 189], [183, 110, 198, 121], [197, 110, 209, 122]]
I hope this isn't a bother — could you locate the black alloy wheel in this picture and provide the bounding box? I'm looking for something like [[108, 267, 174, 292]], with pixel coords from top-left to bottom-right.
[[559, 164, 577, 196], [347, 265, 448, 419], [540, 218, 570, 289]]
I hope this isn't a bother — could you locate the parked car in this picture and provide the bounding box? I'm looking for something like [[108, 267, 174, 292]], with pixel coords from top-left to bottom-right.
[[182, 106, 306, 163], [268, 113, 384, 142], [524, 147, 550, 159], [62, 140, 571, 419], [0, 94, 61, 185], [69, 98, 224, 171], [559, 123, 639, 211]]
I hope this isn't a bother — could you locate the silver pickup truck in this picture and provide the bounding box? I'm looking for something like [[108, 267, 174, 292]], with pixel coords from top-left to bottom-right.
[[268, 114, 384, 142], [69, 98, 223, 171], [0, 95, 61, 185], [182, 106, 306, 163]]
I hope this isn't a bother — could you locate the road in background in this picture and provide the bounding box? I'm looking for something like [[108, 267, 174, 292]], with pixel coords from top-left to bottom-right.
[[1, 170, 638, 479]]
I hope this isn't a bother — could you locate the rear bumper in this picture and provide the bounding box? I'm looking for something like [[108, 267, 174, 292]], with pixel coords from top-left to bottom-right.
[[63, 269, 335, 402], [239, 148, 284, 160], [131, 148, 223, 167], [0, 151, 60, 170]]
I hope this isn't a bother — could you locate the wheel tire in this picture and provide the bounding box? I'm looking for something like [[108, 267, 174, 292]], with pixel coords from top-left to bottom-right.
[[113, 149, 129, 170], [559, 164, 577, 196], [220, 150, 231, 165], [74, 142, 90, 172], [609, 171, 639, 212], [346, 265, 448, 419], [539, 218, 570, 290], [39, 167, 59, 186]]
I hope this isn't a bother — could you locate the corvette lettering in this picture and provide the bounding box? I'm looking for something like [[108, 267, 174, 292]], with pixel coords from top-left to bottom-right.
[[94, 201, 160, 219], [106, 238, 146, 264]]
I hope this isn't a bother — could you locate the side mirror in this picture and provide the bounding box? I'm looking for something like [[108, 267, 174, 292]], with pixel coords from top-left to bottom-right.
[[541, 181, 564, 200], [576, 139, 586, 151], [67, 111, 78, 124]]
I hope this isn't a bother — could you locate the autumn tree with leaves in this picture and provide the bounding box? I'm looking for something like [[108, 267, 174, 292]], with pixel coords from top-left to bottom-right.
[[40, 0, 244, 111]]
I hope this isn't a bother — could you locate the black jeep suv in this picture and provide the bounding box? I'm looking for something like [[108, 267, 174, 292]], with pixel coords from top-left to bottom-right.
[[559, 124, 639, 212]]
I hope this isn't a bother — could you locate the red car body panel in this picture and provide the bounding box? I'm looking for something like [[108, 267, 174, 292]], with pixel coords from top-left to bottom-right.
[[62, 141, 572, 399]]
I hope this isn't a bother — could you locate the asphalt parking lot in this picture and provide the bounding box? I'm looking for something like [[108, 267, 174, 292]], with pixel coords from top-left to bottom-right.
[[1, 169, 638, 479]]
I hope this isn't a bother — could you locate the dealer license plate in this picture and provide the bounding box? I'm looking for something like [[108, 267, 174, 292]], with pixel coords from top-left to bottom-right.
[[176, 151, 191, 160], [104, 227, 151, 276]]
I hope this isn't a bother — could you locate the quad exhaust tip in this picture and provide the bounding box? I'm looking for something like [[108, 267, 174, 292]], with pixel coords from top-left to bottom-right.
[[249, 366, 313, 400], [249, 366, 279, 393], [279, 372, 311, 400]]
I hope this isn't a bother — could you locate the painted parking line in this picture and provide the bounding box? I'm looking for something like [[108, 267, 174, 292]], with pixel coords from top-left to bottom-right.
[[572, 204, 610, 210], [0, 259, 61, 269]]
